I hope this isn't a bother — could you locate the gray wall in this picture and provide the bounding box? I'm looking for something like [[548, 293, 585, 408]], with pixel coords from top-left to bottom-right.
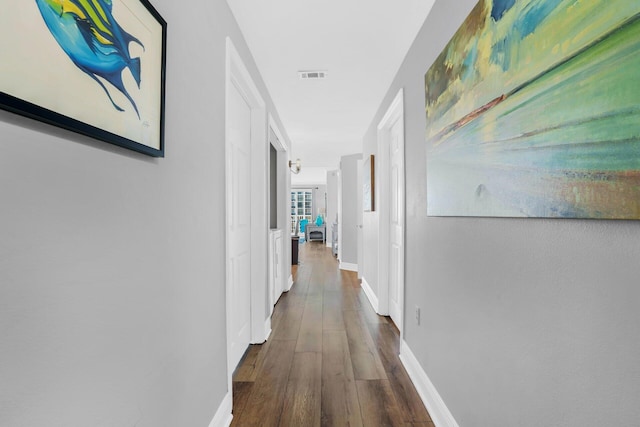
[[0, 1, 291, 425], [314, 185, 327, 220], [326, 171, 339, 226], [340, 154, 362, 265], [361, 1, 640, 426]]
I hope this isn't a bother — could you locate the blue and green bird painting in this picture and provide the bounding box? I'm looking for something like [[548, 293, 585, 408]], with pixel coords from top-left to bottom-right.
[[35, 0, 144, 117]]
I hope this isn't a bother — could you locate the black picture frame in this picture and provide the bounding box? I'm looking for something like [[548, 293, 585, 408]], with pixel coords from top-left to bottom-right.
[[0, 0, 167, 157]]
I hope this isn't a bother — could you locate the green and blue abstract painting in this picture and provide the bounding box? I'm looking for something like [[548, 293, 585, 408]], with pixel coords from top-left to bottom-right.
[[425, 0, 640, 218], [35, 0, 144, 117]]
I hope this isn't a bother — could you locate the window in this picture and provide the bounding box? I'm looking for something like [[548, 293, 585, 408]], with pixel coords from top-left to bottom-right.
[[291, 189, 312, 233]]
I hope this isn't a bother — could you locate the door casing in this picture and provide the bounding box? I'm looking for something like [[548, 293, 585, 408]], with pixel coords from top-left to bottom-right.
[[376, 89, 406, 336], [225, 37, 269, 395]]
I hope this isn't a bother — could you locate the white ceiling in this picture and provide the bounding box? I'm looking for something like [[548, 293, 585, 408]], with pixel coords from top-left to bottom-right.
[[291, 167, 330, 186], [226, 0, 436, 170]]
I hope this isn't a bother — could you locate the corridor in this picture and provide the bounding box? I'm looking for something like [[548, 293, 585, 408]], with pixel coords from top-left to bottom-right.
[[230, 242, 433, 426]]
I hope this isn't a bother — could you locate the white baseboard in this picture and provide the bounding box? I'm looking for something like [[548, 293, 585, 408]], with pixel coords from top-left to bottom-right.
[[208, 391, 232, 427], [339, 262, 358, 272], [360, 277, 379, 313], [264, 317, 272, 342], [286, 275, 293, 292], [399, 340, 459, 427]]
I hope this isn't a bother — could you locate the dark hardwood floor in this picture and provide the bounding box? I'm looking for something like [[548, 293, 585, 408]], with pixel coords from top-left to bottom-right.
[[231, 241, 433, 426]]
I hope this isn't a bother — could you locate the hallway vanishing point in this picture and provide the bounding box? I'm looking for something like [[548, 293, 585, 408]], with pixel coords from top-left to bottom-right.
[[231, 242, 433, 426]]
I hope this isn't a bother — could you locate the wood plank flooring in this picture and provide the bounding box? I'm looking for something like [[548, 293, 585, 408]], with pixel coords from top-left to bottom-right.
[[231, 242, 433, 427]]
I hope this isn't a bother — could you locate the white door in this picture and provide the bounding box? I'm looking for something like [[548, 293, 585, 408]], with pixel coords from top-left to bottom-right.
[[388, 117, 404, 330], [228, 81, 252, 370]]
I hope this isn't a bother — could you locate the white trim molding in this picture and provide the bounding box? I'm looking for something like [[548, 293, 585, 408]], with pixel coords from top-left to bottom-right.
[[225, 35, 269, 396], [399, 340, 460, 427], [226, 36, 269, 347], [286, 274, 294, 292], [264, 317, 272, 342], [339, 262, 358, 272], [208, 392, 233, 427], [267, 115, 291, 307], [376, 88, 405, 334], [361, 277, 379, 313], [268, 114, 288, 152]]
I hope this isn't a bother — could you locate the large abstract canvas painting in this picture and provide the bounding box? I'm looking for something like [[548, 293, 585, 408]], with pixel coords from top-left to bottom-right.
[[0, 0, 166, 157], [425, 0, 640, 218]]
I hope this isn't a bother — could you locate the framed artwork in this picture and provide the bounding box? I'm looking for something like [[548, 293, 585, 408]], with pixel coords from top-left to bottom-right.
[[363, 154, 375, 212], [425, 0, 640, 218], [0, 0, 167, 157]]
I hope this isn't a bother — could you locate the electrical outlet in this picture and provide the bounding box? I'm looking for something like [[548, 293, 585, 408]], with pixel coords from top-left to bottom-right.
[[415, 306, 421, 325]]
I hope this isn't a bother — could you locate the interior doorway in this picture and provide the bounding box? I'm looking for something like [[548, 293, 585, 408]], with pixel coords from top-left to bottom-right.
[[268, 116, 290, 312], [225, 37, 269, 387], [226, 65, 253, 371], [377, 89, 406, 334]]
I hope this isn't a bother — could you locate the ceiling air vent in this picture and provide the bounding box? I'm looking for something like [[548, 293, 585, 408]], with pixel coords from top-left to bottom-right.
[[299, 70, 328, 80]]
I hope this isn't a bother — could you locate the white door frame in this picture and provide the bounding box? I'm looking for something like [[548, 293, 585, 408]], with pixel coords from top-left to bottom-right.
[[268, 115, 291, 304], [269, 118, 294, 285], [377, 89, 405, 335], [225, 37, 269, 394]]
